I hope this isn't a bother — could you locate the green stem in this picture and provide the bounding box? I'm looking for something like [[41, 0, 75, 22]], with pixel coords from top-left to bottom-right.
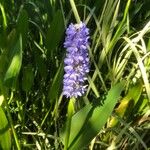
[[69, 0, 81, 23], [0, 2, 7, 31], [108, 0, 131, 51], [64, 98, 75, 150], [2, 90, 21, 150]]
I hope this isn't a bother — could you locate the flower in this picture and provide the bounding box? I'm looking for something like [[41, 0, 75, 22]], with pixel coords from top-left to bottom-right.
[[63, 22, 90, 98]]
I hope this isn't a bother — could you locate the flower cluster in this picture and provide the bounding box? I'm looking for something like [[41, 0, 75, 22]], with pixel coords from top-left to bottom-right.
[[63, 22, 90, 98]]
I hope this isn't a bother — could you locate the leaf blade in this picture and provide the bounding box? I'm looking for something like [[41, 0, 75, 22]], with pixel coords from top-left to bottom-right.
[[4, 35, 22, 88], [67, 82, 124, 150], [0, 106, 11, 150]]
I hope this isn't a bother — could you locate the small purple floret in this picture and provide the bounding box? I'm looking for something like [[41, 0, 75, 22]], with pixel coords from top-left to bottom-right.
[[63, 22, 90, 98]]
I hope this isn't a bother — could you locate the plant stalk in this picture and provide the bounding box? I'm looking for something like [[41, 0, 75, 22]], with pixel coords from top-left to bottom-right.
[[69, 0, 81, 23], [64, 98, 75, 150], [2, 90, 21, 150]]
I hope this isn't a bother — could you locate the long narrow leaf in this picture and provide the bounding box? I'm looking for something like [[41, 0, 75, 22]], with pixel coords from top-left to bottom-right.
[[61, 81, 124, 149], [4, 35, 22, 88], [0, 106, 11, 150]]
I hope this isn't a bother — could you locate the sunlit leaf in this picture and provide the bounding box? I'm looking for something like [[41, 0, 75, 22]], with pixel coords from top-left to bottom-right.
[[0, 106, 11, 150], [4, 35, 22, 88], [109, 80, 143, 127], [61, 81, 124, 150]]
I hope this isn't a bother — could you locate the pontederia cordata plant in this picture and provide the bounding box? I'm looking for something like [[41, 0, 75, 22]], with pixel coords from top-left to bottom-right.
[[0, 0, 150, 149], [61, 0, 125, 150]]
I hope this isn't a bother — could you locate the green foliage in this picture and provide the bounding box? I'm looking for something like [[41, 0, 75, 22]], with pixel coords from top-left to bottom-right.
[[22, 65, 34, 92], [109, 81, 143, 127], [48, 62, 64, 104], [61, 82, 124, 150], [0, 106, 11, 150], [4, 35, 22, 88], [46, 10, 65, 59], [0, 0, 150, 149]]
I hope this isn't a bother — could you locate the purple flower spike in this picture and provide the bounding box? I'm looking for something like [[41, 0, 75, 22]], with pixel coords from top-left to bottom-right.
[[63, 22, 90, 98]]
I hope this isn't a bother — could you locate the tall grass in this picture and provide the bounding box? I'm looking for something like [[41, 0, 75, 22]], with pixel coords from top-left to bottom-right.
[[0, 0, 150, 149]]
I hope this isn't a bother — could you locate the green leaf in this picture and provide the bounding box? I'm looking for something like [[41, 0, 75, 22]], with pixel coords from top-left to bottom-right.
[[46, 10, 65, 59], [34, 52, 47, 79], [4, 35, 22, 88], [16, 8, 28, 49], [22, 65, 34, 92], [130, 81, 145, 115], [61, 82, 124, 150], [0, 106, 11, 150], [109, 81, 143, 127], [48, 62, 64, 103]]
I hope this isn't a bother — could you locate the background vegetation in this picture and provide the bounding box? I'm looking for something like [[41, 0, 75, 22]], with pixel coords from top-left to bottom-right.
[[0, 0, 150, 149]]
